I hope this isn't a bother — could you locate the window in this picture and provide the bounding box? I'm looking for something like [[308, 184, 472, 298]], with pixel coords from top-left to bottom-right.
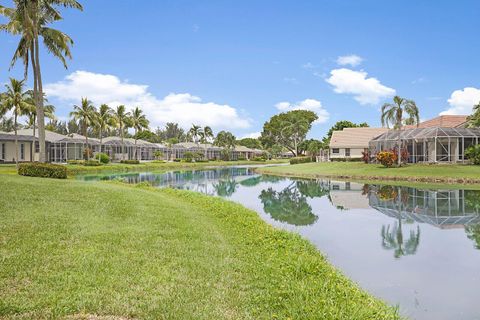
[[1, 143, 4, 160], [345, 148, 351, 157], [332, 148, 339, 154], [20, 143, 25, 160], [35, 141, 39, 153]]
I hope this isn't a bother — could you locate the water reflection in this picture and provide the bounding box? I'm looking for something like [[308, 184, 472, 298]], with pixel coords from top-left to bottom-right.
[[79, 168, 480, 319]]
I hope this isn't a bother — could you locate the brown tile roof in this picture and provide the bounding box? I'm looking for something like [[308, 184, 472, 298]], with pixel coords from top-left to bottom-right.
[[329, 127, 389, 148], [405, 115, 468, 129]]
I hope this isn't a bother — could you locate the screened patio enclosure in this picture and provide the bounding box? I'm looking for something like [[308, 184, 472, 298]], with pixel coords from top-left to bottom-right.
[[369, 127, 480, 163]]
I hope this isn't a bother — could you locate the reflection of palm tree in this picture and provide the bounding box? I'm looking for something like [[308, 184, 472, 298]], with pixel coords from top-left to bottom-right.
[[296, 180, 329, 198], [259, 183, 318, 226], [213, 179, 238, 197], [381, 221, 420, 258]]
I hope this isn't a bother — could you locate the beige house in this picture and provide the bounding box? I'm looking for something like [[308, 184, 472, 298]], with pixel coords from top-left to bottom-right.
[[329, 127, 388, 160], [0, 132, 34, 163]]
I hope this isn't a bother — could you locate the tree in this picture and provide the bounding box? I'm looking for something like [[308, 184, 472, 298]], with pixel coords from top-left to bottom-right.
[[70, 98, 96, 150], [130, 107, 149, 160], [237, 137, 262, 149], [188, 124, 203, 146], [0, 78, 35, 167], [381, 96, 420, 166], [24, 93, 55, 161], [0, 0, 83, 163], [94, 104, 113, 155], [200, 126, 213, 159], [214, 130, 236, 160], [381, 223, 420, 258], [260, 110, 318, 156], [322, 120, 369, 146], [467, 101, 480, 128], [112, 105, 131, 160], [157, 122, 185, 141]]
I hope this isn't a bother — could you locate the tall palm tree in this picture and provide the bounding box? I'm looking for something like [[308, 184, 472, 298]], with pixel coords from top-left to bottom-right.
[[200, 126, 213, 159], [94, 104, 113, 154], [70, 98, 95, 158], [130, 107, 149, 160], [188, 124, 203, 147], [112, 105, 131, 161], [381, 96, 420, 166], [0, 78, 35, 167], [24, 94, 55, 161], [0, 0, 83, 163]]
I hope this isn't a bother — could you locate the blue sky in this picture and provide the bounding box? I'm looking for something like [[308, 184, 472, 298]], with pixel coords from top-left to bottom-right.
[[2, 0, 480, 139]]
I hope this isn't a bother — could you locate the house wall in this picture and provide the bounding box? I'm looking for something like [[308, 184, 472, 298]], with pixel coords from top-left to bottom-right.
[[329, 147, 365, 159], [0, 141, 33, 162]]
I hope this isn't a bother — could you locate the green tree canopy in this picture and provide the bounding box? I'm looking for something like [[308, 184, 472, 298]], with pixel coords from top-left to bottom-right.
[[237, 137, 262, 149], [467, 101, 480, 128], [260, 110, 318, 156]]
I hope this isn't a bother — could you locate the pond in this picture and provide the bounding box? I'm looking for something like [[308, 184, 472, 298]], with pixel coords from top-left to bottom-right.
[[79, 166, 480, 320]]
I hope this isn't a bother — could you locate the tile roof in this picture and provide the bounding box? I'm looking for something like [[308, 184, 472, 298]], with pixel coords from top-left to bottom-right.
[[329, 127, 389, 148], [405, 115, 468, 129]]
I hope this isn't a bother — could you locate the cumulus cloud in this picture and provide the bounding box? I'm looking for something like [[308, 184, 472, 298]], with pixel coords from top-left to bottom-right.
[[440, 87, 480, 115], [44, 70, 251, 130], [274, 98, 329, 124], [325, 68, 395, 105], [336, 54, 363, 67], [241, 132, 261, 139]]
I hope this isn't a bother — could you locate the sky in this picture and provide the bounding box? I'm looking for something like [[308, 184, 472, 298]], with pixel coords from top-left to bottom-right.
[[1, 0, 480, 139]]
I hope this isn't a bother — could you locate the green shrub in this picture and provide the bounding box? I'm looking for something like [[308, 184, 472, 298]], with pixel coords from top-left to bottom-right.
[[466, 145, 480, 165], [94, 152, 110, 164], [252, 156, 266, 162], [331, 157, 362, 162], [84, 160, 102, 166], [238, 155, 247, 161], [290, 156, 314, 165], [173, 159, 181, 162], [120, 160, 140, 164], [18, 162, 67, 179], [67, 160, 85, 165]]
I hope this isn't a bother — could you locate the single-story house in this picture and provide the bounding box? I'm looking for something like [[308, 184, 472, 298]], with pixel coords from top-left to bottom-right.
[[329, 127, 389, 160], [0, 131, 35, 163]]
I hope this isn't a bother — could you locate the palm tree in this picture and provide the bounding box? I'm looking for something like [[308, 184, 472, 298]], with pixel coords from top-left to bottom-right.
[[70, 98, 95, 158], [0, 0, 83, 163], [200, 126, 213, 159], [0, 78, 35, 167], [112, 105, 131, 161], [214, 130, 236, 160], [381, 96, 420, 166], [24, 94, 55, 161], [94, 104, 113, 154], [130, 107, 149, 160], [467, 101, 480, 128], [188, 124, 203, 148]]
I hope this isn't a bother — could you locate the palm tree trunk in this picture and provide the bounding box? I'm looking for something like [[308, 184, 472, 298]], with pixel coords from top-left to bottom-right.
[[121, 125, 125, 161], [397, 125, 402, 166], [30, 44, 38, 162], [34, 36, 47, 163], [134, 129, 138, 160], [14, 111, 18, 168], [85, 124, 89, 159], [99, 128, 103, 156]]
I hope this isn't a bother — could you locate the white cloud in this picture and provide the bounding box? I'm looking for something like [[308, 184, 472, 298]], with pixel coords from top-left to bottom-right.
[[325, 68, 395, 105], [45, 70, 251, 130], [241, 132, 261, 139], [440, 87, 480, 115], [336, 54, 363, 67], [274, 98, 329, 124]]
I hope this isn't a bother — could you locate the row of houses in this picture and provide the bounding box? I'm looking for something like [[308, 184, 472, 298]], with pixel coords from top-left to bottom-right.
[[328, 115, 477, 164], [0, 129, 264, 163]]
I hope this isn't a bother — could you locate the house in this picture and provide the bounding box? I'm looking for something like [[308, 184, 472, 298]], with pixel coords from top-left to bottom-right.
[[329, 127, 389, 160], [405, 115, 468, 129], [0, 131, 35, 163]]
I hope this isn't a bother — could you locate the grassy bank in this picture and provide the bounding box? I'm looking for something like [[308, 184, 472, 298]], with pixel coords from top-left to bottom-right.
[[257, 161, 480, 184], [0, 159, 287, 176], [0, 174, 399, 319]]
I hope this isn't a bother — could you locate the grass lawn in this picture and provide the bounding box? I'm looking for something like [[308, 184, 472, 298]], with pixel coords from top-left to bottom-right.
[[0, 159, 288, 177], [0, 174, 399, 319], [257, 161, 480, 184]]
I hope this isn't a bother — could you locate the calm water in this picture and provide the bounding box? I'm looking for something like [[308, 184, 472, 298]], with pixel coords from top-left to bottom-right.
[[79, 167, 480, 320]]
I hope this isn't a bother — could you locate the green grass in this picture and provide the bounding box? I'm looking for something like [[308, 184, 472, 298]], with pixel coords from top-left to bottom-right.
[[0, 159, 288, 177], [257, 161, 480, 184], [0, 174, 399, 319]]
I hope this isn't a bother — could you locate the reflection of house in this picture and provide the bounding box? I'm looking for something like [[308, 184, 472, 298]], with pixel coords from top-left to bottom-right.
[[329, 127, 388, 160], [328, 181, 370, 209], [368, 186, 480, 228]]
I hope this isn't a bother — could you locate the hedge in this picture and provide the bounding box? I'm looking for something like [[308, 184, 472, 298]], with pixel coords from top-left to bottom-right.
[[330, 157, 363, 162], [290, 156, 314, 165], [84, 160, 102, 166], [67, 160, 85, 165], [120, 160, 140, 164], [18, 162, 67, 179]]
